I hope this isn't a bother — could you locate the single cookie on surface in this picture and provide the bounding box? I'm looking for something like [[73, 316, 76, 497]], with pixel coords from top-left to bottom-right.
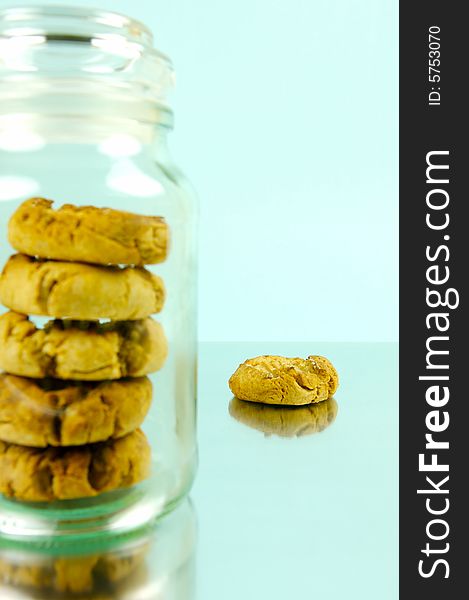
[[0, 374, 152, 447], [0, 254, 165, 320], [0, 311, 168, 380], [0, 429, 151, 502], [229, 396, 338, 437], [229, 355, 339, 405], [8, 198, 169, 266]]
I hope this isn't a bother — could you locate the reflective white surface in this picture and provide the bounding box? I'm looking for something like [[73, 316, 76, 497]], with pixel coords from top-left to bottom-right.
[[193, 342, 398, 600]]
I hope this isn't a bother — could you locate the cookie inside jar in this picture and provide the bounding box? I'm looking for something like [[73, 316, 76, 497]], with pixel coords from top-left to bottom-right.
[[0, 199, 167, 503]]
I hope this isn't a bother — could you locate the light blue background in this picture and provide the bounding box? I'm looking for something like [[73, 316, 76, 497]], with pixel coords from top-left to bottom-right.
[[2, 0, 398, 343]]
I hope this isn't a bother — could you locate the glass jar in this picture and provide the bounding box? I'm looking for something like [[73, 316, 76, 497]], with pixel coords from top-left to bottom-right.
[[0, 5, 197, 539]]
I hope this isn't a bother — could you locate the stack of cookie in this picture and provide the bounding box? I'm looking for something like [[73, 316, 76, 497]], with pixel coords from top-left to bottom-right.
[[0, 198, 169, 503]]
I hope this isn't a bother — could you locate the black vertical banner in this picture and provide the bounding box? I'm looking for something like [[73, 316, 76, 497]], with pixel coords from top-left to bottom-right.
[[400, 3, 467, 597]]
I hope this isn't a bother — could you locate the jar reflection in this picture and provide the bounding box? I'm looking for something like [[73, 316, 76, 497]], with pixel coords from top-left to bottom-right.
[[0, 499, 196, 599], [229, 397, 338, 438]]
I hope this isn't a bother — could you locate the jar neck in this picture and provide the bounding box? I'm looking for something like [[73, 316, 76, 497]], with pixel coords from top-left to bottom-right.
[[0, 112, 172, 154], [0, 90, 174, 128], [0, 6, 174, 124]]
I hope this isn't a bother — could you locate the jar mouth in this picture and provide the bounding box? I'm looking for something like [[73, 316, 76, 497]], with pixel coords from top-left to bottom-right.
[[0, 4, 154, 47], [0, 4, 175, 121]]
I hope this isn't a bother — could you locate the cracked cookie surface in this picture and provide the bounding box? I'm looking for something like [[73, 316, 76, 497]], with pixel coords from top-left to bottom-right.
[[229, 397, 338, 437], [0, 374, 152, 447], [0, 429, 151, 501], [0, 254, 165, 320], [0, 311, 168, 380], [229, 355, 339, 405], [8, 198, 169, 266]]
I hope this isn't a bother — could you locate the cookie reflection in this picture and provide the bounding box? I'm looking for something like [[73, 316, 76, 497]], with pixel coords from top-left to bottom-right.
[[0, 499, 196, 599], [229, 397, 338, 437]]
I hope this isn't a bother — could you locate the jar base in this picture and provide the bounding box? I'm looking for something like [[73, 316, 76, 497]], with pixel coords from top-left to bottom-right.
[[0, 464, 195, 543]]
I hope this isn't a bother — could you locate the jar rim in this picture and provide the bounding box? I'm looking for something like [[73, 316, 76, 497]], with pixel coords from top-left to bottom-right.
[[0, 4, 154, 47], [0, 4, 175, 119]]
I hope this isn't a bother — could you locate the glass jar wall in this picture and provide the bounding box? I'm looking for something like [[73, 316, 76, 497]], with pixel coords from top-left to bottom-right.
[[0, 6, 197, 539]]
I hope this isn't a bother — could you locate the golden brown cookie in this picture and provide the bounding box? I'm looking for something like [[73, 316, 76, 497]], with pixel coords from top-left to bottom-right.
[[229, 355, 339, 405], [229, 397, 338, 437], [0, 429, 151, 502], [8, 198, 169, 266], [0, 254, 165, 320], [0, 374, 152, 447], [0, 311, 168, 380]]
